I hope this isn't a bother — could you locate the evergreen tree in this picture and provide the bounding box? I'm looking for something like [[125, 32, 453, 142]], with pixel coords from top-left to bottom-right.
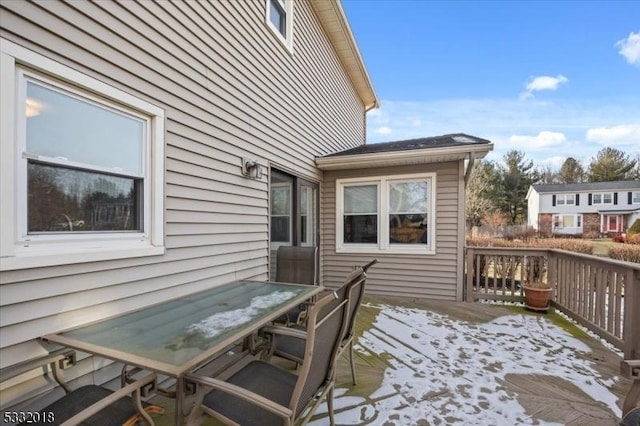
[[630, 154, 640, 180], [558, 157, 585, 183], [587, 147, 636, 182], [493, 150, 540, 225], [465, 160, 497, 228]]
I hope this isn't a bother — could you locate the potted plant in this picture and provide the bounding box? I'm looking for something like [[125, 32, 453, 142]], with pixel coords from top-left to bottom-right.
[[522, 280, 552, 312]]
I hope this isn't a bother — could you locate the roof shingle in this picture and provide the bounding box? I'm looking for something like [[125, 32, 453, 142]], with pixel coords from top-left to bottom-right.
[[321, 133, 491, 158]]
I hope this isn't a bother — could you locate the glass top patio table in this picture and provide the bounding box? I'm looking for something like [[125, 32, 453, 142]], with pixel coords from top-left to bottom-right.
[[42, 280, 322, 377]]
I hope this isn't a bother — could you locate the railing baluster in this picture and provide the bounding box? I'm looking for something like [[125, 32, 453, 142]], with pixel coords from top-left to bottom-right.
[[615, 272, 623, 339], [465, 246, 638, 352]]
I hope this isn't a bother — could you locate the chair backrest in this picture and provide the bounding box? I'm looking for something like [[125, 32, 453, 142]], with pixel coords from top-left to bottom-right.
[[275, 246, 317, 285], [288, 285, 352, 417], [341, 260, 376, 345]]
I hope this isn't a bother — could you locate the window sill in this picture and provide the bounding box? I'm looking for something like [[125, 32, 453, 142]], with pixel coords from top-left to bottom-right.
[[336, 247, 436, 256], [1, 244, 164, 271]]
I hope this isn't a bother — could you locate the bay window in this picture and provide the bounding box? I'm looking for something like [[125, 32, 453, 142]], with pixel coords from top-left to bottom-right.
[[337, 173, 435, 254]]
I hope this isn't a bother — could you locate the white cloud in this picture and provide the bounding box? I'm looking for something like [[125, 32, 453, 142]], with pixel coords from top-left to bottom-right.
[[616, 31, 640, 65], [509, 131, 567, 149], [375, 126, 392, 135], [586, 124, 640, 146], [519, 74, 568, 100], [367, 108, 383, 118], [364, 98, 640, 166]]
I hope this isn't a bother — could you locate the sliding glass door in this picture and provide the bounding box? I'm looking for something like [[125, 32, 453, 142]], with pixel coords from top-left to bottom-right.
[[269, 169, 319, 277]]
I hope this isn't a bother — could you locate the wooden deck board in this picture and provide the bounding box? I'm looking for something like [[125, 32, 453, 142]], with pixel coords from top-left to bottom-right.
[[151, 297, 631, 425]]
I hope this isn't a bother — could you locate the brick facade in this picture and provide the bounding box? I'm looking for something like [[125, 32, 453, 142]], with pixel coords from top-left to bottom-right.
[[538, 214, 552, 235]]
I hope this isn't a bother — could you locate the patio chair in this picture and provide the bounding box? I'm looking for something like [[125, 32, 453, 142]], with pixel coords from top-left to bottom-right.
[[185, 288, 351, 426], [275, 245, 318, 324], [265, 259, 378, 385], [0, 348, 163, 426]]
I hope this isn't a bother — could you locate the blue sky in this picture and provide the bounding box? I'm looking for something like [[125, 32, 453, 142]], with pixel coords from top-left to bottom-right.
[[342, 0, 640, 169]]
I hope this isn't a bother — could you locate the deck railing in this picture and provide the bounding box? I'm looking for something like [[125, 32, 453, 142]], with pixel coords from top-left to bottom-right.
[[465, 247, 640, 365]]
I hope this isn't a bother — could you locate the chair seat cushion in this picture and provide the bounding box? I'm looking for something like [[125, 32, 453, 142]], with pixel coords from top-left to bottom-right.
[[620, 407, 640, 426], [19, 385, 142, 426], [274, 324, 306, 361], [203, 360, 297, 426]]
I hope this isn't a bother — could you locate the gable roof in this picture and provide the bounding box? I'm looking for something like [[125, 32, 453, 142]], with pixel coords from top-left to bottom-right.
[[532, 181, 640, 193], [310, 0, 378, 111], [316, 133, 493, 170]]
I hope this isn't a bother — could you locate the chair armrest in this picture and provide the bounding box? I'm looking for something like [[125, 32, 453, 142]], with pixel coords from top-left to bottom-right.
[[621, 360, 640, 379], [262, 325, 307, 340], [60, 373, 157, 426], [185, 373, 292, 419], [362, 258, 378, 272], [0, 348, 76, 382]]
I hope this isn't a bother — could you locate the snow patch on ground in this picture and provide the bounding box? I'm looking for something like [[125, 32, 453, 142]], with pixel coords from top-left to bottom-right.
[[312, 303, 621, 425]]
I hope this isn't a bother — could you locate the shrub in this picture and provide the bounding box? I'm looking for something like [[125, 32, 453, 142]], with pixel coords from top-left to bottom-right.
[[627, 234, 640, 245], [612, 234, 626, 243], [608, 244, 640, 263], [628, 219, 640, 236], [531, 238, 594, 254], [583, 230, 600, 239], [466, 237, 594, 254], [514, 227, 537, 242]]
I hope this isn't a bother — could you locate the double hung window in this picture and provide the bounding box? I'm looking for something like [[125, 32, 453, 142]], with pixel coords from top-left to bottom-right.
[[266, 0, 293, 51], [632, 192, 640, 204], [24, 77, 144, 234], [556, 194, 575, 205], [593, 193, 613, 205], [337, 173, 435, 254], [1, 40, 165, 270]]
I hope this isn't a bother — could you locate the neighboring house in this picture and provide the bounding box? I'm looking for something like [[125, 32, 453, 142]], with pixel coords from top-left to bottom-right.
[[526, 181, 640, 236], [0, 0, 491, 411]]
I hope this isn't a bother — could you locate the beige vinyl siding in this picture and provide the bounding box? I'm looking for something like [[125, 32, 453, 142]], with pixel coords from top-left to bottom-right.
[[0, 0, 364, 391], [321, 161, 464, 300]]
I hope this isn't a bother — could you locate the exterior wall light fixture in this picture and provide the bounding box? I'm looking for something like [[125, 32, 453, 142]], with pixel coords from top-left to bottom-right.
[[241, 157, 262, 179]]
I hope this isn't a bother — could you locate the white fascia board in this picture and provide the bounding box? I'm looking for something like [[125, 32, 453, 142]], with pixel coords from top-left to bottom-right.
[[526, 185, 536, 200]]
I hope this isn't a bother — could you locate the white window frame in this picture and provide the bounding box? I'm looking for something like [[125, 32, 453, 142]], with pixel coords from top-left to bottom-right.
[[270, 181, 293, 246], [592, 192, 613, 205], [336, 173, 436, 255], [1, 39, 165, 271], [632, 192, 640, 204], [265, 0, 294, 52], [556, 194, 574, 206], [552, 214, 582, 231], [299, 185, 316, 247]]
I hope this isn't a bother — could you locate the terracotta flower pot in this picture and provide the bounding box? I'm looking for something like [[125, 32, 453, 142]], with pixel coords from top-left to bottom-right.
[[523, 285, 552, 312]]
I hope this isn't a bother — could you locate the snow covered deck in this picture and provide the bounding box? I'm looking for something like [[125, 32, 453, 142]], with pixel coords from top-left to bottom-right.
[[312, 297, 629, 425], [155, 297, 631, 425]]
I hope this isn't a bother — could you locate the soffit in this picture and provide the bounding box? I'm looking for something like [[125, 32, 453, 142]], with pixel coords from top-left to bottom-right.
[[309, 0, 379, 111]]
